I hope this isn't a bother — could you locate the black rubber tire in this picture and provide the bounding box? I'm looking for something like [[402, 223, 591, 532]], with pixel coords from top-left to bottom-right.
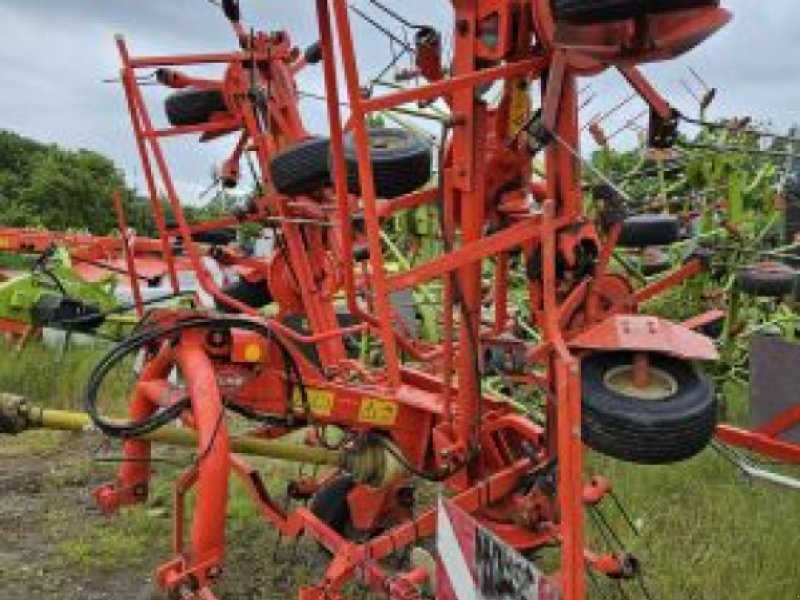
[[309, 475, 355, 536], [617, 214, 680, 248], [164, 89, 228, 127], [737, 262, 797, 298], [581, 352, 716, 464], [215, 278, 272, 313], [552, 0, 716, 25], [343, 128, 432, 199], [269, 137, 332, 196], [191, 228, 237, 246]]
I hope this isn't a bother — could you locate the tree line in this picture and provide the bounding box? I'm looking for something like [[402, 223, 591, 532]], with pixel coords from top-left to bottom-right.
[[0, 129, 241, 238], [0, 129, 158, 235]]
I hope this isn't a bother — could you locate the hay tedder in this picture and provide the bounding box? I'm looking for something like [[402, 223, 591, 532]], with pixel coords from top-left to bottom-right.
[[0, 0, 741, 598]]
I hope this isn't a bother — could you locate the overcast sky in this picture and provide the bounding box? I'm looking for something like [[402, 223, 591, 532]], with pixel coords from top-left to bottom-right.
[[0, 1, 797, 203]]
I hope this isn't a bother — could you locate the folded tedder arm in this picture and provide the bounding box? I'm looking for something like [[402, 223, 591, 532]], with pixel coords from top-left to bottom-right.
[[2, 1, 739, 599]]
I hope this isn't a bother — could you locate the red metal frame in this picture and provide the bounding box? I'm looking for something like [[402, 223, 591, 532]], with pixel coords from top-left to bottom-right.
[[93, 2, 733, 599]]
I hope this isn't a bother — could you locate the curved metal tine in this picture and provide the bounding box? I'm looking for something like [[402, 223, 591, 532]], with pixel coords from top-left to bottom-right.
[[616, 580, 633, 600], [366, 0, 424, 30], [635, 568, 658, 600], [582, 93, 636, 131], [587, 506, 619, 554], [349, 5, 413, 53], [372, 44, 410, 87], [608, 490, 641, 538], [587, 569, 614, 600], [712, 440, 800, 491]]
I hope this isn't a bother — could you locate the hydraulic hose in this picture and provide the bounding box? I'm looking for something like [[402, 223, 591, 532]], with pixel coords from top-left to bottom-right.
[[84, 315, 310, 439]]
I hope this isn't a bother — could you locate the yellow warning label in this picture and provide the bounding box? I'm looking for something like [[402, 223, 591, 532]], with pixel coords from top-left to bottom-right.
[[358, 398, 398, 427], [243, 343, 262, 362], [0, 238, 10, 249], [507, 79, 531, 137], [293, 388, 334, 417]]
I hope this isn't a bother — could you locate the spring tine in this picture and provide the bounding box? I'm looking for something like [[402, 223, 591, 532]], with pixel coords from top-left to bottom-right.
[[688, 65, 710, 91], [588, 569, 613, 600], [349, 5, 413, 52], [367, 0, 422, 30], [582, 93, 636, 131], [594, 504, 626, 553], [580, 92, 598, 111], [680, 79, 700, 103], [549, 129, 634, 206], [617, 581, 634, 600], [607, 110, 648, 141], [609, 490, 640, 537], [636, 571, 656, 600]]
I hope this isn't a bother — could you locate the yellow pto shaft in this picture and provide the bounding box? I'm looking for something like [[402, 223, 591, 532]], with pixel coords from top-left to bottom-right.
[[0, 393, 407, 486], [0, 392, 339, 466]]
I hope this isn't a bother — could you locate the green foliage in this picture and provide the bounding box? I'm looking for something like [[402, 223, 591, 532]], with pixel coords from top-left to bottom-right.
[[0, 130, 153, 235], [588, 120, 783, 221]]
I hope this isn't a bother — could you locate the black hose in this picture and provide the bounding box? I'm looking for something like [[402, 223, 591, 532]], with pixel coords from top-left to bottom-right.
[[84, 315, 310, 439]]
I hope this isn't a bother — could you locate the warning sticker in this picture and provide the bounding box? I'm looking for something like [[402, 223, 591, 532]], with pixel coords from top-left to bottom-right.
[[292, 388, 334, 417], [357, 398, 398, 427]]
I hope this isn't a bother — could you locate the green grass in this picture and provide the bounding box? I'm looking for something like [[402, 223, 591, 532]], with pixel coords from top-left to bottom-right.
[[0, 252, 35, 271], [0, 343, 134, 411], [587, 449, 800, 598], [0, 343, 798, 599]]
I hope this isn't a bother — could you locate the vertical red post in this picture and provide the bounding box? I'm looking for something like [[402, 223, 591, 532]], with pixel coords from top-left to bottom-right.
[[330, 0, 401, 385], [542, 60, 588, 599], [448, 3, 486, 466], [316, 0, 359, 317], [116, 36, 181, 295], [111, 189, 144, 316], [494, 252, 509, 334]]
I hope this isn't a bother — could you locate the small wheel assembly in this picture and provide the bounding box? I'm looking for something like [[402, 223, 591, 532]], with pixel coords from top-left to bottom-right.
[[736, 262, 797, 298], [581, 352, 716, 464], [164, 89, 228, 126], [269, 137, 333, 196], [617, 214, 680, 248], [343, 128, 433, 199]]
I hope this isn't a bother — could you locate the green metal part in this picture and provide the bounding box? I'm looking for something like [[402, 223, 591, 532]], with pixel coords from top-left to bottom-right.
[[0, 261, 126, 337]]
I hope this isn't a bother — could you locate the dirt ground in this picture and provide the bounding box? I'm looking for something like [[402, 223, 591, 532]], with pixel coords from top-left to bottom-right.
[[0, 433, 145, 599], [0, 431, 334, 600]]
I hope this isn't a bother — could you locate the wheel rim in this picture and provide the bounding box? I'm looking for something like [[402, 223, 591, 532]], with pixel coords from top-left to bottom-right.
[[369, 131, 411, 151], [602, 364, 678, 401]]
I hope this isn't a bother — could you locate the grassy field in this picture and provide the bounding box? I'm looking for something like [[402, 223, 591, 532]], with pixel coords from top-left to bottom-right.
[[0, 343, 798, 599]]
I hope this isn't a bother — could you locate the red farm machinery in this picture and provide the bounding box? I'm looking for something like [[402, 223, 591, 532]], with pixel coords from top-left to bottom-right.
[[0, 1, 744, 599]]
